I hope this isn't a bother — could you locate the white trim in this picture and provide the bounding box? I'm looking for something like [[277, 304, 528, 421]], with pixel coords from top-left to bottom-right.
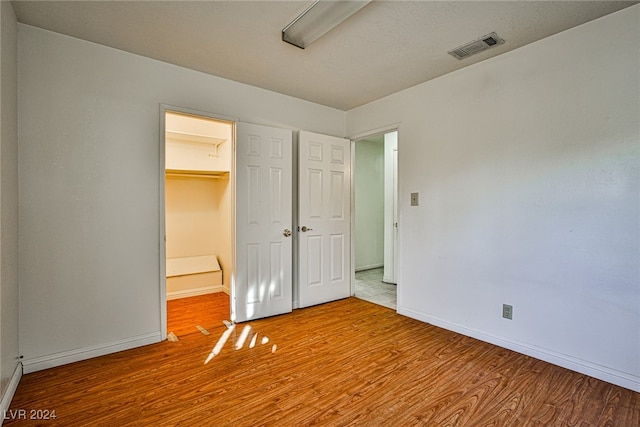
[[398, 306, 640, 393], [166, 285, 222, 300], [21, 332, 161, 374], [355, 263, 383, 272], [350, 139, 356, 297], [349, 123, 400, 142], [159, 105, 168, 341], [0, 363, 22, 425]]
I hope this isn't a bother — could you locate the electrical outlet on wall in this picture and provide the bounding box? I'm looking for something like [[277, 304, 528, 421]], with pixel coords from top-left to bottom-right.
[[503, 304, 513, 320], [410, 192, 419, 206]]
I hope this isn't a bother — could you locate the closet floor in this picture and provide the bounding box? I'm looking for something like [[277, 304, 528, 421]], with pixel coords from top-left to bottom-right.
[[167, 292, 230, 338]]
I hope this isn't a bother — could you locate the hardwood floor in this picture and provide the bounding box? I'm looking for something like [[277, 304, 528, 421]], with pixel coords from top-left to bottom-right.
[[166, 292, 230, 338], [6, 297, 639, 426]]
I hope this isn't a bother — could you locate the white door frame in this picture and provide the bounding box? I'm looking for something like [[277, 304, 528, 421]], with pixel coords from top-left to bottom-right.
[[349, 124, 401, 299], [158, 104, 237, 340]]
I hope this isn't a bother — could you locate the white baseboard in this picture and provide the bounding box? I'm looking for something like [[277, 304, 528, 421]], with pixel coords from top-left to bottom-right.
[[166, 285, 223, 300], [355, 263, 383, 272], [22, 332, 161, 374], [398, 306, 640, 393], [0, 362, 22, 426]]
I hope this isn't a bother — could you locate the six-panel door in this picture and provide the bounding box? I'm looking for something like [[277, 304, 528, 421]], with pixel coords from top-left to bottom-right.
[[298, 131, 351, 308], [234, 123, 293, 322]]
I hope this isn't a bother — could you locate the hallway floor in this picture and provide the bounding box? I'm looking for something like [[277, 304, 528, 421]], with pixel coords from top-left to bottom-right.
[[354, 267, 397, 310]]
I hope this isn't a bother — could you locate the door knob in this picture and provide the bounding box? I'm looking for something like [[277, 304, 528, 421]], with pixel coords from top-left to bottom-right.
[[283, 229, 292, 237], [301, 226, 313, 232]]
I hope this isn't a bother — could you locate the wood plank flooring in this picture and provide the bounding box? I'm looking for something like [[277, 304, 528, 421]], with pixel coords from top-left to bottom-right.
[[166, 292, 230, 338], [6, 297, 639, 426]]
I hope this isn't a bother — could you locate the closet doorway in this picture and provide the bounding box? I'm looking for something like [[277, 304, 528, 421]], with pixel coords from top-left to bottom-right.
[[353, 130, 398, 310], [162, 109, 234, 339]]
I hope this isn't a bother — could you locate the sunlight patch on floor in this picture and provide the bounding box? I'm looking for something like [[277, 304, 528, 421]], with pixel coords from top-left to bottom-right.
[[204, 321, 276, 364]]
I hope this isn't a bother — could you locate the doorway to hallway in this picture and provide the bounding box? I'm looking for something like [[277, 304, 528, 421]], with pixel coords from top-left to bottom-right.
[[355, 267, 396, 309], [353, 130, 398, 309]]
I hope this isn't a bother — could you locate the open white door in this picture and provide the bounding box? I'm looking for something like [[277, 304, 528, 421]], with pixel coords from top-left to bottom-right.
[[392, 147, 398, 283], [298, 131, 351, 308], [384, 130, 399, 284], [234, 123, 293, 322]]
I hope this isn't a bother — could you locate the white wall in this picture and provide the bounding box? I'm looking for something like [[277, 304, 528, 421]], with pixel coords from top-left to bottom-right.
[[354, 137, 384, 270], [0, 0, 20, 412], [18, 24, 345, 372], [347, 5, 640, 391]]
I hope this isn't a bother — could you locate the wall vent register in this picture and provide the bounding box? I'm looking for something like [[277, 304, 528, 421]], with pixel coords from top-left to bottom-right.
[[448, 32, 505, 60]]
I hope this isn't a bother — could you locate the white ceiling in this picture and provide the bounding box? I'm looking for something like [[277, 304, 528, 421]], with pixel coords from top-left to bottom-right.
[[11, 1, 638, 111]]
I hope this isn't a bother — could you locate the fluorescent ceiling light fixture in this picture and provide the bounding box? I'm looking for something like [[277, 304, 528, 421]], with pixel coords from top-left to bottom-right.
[[282, 0, 371, 49]]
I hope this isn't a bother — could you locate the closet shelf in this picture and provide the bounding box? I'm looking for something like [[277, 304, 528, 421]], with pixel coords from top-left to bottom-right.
[[166, 170, 229, 179], [166, 130, 226, 147]]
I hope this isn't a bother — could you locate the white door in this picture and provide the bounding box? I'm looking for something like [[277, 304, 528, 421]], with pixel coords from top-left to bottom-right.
[[384, 131, 398, 284], [392, 147, 398, 283], [234, 123, 293, 322], [298, 131, 351, 307]]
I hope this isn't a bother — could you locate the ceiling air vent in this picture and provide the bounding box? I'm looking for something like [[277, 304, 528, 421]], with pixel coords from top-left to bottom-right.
[[448, 32, 505, 60]]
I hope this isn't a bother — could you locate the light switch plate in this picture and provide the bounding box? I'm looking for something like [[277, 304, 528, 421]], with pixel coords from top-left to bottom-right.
[[410, 192, 419, 206]]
